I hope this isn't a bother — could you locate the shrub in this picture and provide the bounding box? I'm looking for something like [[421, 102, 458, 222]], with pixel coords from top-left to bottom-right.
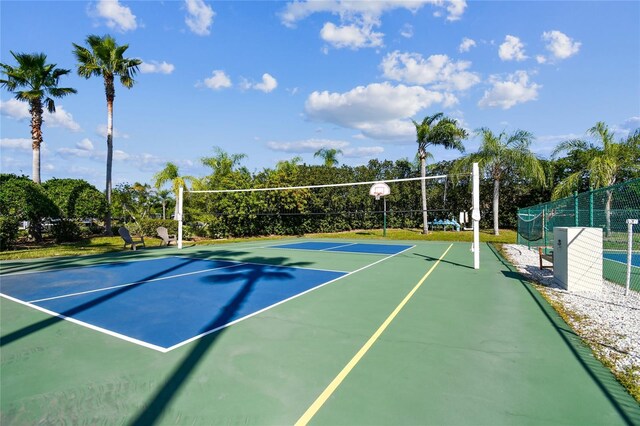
[[0, 174, 59, 242], [0, 216, 20, 251], [138, 219, 178, 237], [50, 219, 83, 243], [43, 178, 107, 219]]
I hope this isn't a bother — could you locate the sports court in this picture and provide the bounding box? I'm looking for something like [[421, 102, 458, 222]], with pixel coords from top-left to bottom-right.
[[1, 239, 639, 424]]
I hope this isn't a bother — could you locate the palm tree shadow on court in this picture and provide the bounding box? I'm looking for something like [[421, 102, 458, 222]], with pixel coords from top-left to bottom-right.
[[130, 257, 311, 425], [487, 244, 638, 424], [0, 250, 249, 347]]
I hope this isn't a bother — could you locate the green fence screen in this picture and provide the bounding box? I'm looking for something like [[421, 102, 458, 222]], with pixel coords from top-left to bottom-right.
[[517, 178, 640, 292]]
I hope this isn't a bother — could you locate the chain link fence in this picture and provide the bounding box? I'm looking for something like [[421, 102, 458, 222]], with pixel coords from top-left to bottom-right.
[[517, 178, 640, 292]]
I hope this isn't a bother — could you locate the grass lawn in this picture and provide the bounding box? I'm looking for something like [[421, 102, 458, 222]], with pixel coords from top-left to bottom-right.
[[0, 228, 517, 261]]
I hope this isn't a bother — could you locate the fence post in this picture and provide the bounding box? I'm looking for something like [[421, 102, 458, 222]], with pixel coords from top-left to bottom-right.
[[527, 208, 531, 250], [543, 205, 547, 248], [574, 191, 579, 226], [589, 187, 594, 227]]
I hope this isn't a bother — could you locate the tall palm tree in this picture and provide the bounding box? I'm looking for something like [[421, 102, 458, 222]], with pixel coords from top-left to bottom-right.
[[73, 34, 141, 235], [153, 162, 195, 219], [413, 113, 467, 234], [552, 122, 640, 235], [451, 128, 545, 235], [0, 52, 77, 184], [314, 148, 342, 167]]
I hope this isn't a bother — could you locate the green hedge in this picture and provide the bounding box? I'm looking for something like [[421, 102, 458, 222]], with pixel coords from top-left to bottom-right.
[[0, 216, 20, 251], [137, 219, 178, 238]]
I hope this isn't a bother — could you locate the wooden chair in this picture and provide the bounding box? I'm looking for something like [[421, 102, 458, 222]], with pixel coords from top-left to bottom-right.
[[538, 246, 553, 270], [156, 226, 177, 246], [118, 227, 145, 251]]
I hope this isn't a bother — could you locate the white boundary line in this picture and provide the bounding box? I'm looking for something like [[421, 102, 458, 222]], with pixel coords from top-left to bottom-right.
[[320, 242, 357, 251], [163, 244, 416, 352], [172, 256, 348, 274], [0, 293, 169, 352], [0, 255, 173, 277], [603, 256, 640, 268], [27, 263, 244, 303], [2, 244, 415, 353]]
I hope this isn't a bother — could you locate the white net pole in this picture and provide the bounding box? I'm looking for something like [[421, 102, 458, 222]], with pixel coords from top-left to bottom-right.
[[177, 186, 184, 249], [472, 162, 480, 269]]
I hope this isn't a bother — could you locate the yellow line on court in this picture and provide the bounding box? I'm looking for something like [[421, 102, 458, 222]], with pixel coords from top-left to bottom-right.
[[295, 243, 454, 426]]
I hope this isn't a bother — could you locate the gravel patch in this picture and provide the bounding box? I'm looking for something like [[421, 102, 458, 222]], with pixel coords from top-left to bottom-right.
[[502, 244, 640, 390]]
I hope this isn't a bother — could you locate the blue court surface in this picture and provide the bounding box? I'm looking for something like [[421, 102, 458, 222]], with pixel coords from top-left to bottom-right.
[[270, 241, 413, 255], [0, 256, 346, 351], [604, 251, 640, 267]]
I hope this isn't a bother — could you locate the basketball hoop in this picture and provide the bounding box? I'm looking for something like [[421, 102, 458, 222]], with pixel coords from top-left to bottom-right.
[[369, 182, 390, 200], [369, 183, 391, 236]]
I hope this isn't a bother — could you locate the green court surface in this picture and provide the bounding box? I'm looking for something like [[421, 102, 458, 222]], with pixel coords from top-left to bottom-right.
[[1, 239, 639, 425]]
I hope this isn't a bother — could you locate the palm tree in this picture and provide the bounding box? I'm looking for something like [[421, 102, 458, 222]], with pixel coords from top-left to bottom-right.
[[154, 189, 173, 220], [451, 128, 545, 235], [413, 113, 467, 233], [314, 148, 342, 167], [73, 34, 142, 235], [201, 146, 247, 180], [0, 52, 77, 184], [153, 162, 195, 219], [552, 122, 640, 235]]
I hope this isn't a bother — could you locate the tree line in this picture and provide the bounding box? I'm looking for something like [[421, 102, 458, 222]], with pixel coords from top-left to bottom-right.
[[1, 34, 639, 247]]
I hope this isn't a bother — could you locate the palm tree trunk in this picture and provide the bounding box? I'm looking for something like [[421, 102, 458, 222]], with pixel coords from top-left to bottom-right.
[[30, 100, 44, 184], [605, 189, 612, 237], [493, 178, 500, 236], [162, 200, 166, 220], [421, 156, 428, 234], [105, 97, 114, 236]]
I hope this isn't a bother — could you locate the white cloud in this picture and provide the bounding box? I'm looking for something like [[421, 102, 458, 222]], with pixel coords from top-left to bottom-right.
[[542, 30, 581, 60], [113, 149, 130, 161], [96, 124, 130, 139], [305, 82, 453, 139], [44, 105, 81, 132], [280, 1, 465, 50], [94, 0, 137, 32], [536, 55, 547, 64], [499, 35, 527, 61], [343, 146, 384, 158], [380, 51, 480, 91], [57, 138, 99, 159], [140, 60, 175, 74], [280, 1, 466, 27], [478, 71, 541, 109], [185, 0, 215, 36], [612, 116, 640, 137], [266, 138, 383, 159], [0, 138, 31, 151], [76, 138, 94, 151], [202, 70, 232, 90], [267, 139, 349, 153], [0, 98, 29, 119], [459, 37, 476, 52], [320, 22, 383, 49], [253, 73, 278, 93], [0, 99, 80, 131], [400, 23, 413, 38]]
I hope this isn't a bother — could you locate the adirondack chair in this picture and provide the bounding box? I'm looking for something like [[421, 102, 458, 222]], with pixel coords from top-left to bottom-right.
[[118, 227, 145, 250], [156, 226, 177, 246]]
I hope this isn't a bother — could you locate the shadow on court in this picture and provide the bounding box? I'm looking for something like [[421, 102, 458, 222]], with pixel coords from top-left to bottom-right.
[[130, 256, 311, 425], [0, 256, 215, 347], [412, 251, 474, 269], [487, 244, 639, 425]]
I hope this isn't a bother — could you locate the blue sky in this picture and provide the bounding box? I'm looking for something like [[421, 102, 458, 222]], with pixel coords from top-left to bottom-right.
[[1, 0, 639, 190]]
